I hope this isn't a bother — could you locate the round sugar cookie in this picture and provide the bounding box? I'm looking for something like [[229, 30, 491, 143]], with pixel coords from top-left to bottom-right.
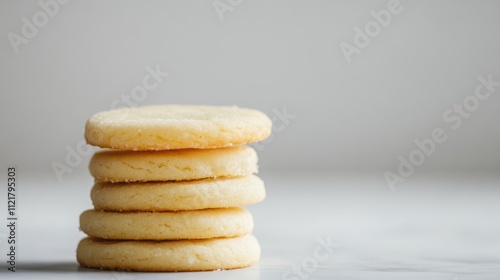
[[80, 208, 253, 240], [89, 145, 257, 183], [91, 175, 265, 211], [77, 235, 260, 271], [85, 105, 272, 150]]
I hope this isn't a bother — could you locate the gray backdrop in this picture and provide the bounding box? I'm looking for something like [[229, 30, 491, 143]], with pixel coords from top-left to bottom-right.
[[1, 0, 500, 181]]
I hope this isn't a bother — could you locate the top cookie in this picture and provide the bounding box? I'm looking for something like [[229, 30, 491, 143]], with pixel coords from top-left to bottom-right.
[[85, 105, 272, 150]]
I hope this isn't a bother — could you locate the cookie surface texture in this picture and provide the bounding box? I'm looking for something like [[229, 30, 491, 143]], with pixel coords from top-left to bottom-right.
[[85, 105, 272, 150], [79, 208, 253, 240], [91, 175, 265, 211], [77, 235, 261, 271], [89, 145, 258, 182]]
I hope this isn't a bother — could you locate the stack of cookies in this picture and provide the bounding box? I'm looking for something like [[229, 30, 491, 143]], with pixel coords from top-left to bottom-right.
[[76, 105, 272, 272]]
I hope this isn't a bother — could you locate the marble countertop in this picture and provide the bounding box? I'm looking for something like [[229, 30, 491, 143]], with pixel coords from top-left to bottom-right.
[[1, 172, 499, 279]]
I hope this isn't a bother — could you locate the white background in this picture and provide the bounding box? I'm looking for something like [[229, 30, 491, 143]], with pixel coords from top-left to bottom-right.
[[1, 0, 500, 175], [0, 0, 499, 279]]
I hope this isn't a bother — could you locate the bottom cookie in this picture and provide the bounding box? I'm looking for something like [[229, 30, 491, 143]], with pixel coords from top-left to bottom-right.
[[76, 235, 260, 272]]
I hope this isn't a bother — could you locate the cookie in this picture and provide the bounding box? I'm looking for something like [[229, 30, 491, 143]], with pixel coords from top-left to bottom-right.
[[79, 208, 252, 240], [91, 175, 265, 211], [85, 105, 272, 150], [89, 145, 257, 183], [77, 235, 260, 271]]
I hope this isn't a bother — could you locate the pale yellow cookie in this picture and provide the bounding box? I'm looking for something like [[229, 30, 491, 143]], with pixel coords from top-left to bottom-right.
[[91, 175, 265, 211], [80, 207, 252, 240], [85, 105, 272, 150], [89, 145, 257, 182], [77, 235, 260, 271]]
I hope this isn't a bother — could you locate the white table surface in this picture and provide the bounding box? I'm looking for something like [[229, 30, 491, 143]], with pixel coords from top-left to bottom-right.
[[1, 172, 499, 279]]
